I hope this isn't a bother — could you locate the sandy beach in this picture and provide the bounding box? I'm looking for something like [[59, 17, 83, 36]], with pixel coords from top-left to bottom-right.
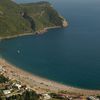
[[0, 58, 100, 95]]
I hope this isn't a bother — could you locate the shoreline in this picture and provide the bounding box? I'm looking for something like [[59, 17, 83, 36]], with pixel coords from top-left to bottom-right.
[[0, 58, 100, 95], [0, 19, 68, 41], [0, 26, 61, 40], [1, 20, 100, 95]]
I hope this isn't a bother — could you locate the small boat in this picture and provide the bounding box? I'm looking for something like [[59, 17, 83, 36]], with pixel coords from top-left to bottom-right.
[[17, 50, 20, 54]]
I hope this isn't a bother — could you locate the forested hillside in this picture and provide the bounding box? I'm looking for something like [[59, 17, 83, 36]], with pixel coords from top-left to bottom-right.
[[0, 0, 65, 38]]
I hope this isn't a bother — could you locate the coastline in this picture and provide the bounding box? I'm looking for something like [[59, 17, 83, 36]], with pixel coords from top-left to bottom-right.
[[0, 58, 100, 95], [0, 19, 68, 41], [1, 19, 100, 95], [0, 26, 61, 40]]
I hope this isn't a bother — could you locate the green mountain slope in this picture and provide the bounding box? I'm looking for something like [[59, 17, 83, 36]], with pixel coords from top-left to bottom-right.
[[0, 0, 32, 37], [0, 0, 67, 38]]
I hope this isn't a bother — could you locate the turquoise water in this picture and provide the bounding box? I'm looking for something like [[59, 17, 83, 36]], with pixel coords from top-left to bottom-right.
[[0, 0, 100, 90]]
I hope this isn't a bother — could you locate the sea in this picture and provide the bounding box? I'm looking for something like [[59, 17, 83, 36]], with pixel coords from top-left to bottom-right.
[[0, 0, 100, 90]]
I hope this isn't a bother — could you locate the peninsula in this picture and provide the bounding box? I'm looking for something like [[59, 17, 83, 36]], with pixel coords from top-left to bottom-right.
[[0, 0, 68, 39]]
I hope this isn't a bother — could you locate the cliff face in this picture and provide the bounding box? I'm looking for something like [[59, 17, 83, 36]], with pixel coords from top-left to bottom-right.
[[0, 0, 67, 38]]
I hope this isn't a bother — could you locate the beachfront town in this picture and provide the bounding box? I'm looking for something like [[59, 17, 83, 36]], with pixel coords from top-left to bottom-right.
[[0, 65, 100, 100]]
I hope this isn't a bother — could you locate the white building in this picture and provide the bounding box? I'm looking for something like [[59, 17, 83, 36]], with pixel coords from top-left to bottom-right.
[[88, 96, 99, 100], [0, 65, 5, 72], [3, 90, 11, 95], [15, 83, 22, 89], [42, 94, 51, 100]]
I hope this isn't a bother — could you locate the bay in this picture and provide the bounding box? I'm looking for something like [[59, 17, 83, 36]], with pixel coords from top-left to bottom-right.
[[0, 0, 100, 90]]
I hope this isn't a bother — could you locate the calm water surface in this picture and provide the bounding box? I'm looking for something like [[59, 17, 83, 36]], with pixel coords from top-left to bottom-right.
[[0, 0, 100, 90]]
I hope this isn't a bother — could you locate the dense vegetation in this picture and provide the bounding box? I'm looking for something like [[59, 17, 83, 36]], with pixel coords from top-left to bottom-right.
[[0, 0, 31, 37], [0, 0, 64, 38], [0, 90, 39, 100], [0, 75, 8, 83]]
